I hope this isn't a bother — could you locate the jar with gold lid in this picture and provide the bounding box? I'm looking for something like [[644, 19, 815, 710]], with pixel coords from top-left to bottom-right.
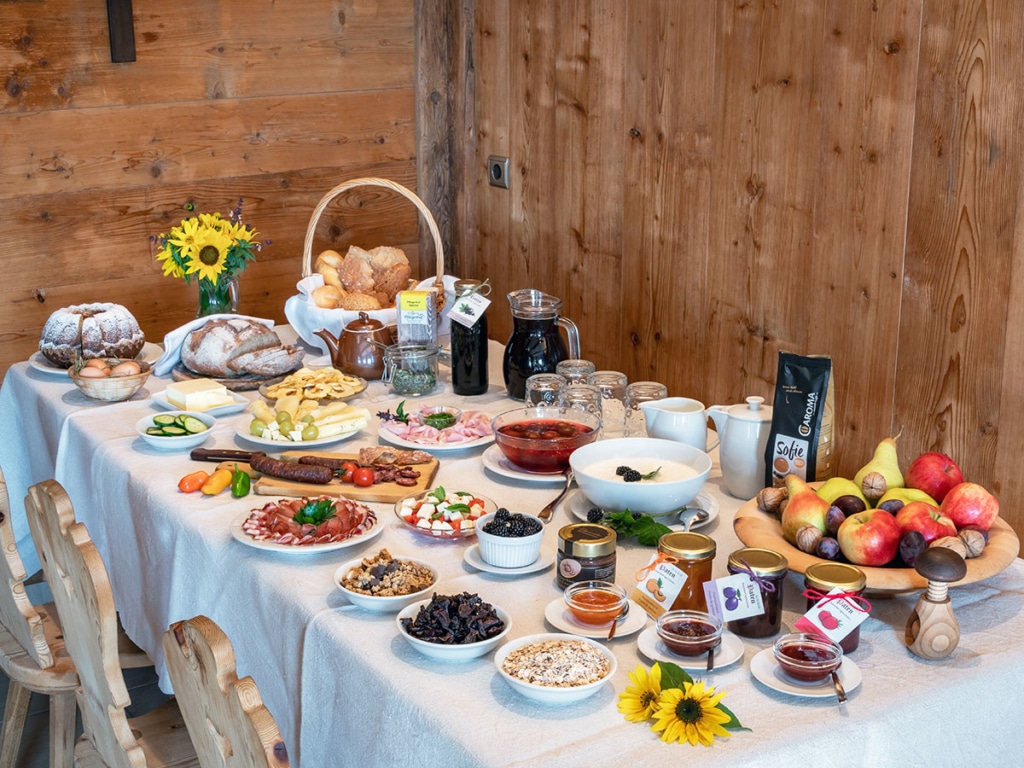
[[726, 547, 788, 637], [658, 532, 716, 612], [556, 523, 616, 589], [804, 562, 867, 652]]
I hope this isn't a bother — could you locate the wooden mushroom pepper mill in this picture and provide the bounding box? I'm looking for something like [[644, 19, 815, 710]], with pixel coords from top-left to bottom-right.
[[905, 547, 968, 659]]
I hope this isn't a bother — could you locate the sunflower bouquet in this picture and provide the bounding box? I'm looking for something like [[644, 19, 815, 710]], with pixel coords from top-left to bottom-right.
[[619, 661, 749, 747]]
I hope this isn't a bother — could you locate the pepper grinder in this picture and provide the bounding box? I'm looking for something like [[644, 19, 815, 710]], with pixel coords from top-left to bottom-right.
[[905, 547, 967, 659]]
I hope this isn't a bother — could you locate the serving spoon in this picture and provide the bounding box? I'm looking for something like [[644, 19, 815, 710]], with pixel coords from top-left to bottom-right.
[[679, 507, 709, 532], [538, 469, 573, 522], [607, 602, 630, 640], [830, 670, 847, 704]]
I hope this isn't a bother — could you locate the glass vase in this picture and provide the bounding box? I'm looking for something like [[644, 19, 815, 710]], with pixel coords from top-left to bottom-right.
[[196, 276, 239, 318]]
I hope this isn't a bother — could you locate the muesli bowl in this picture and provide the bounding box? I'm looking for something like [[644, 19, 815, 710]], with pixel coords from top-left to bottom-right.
[[334, 552, 438, 612], [569, 437, 712, 516], [495, 632, 617, 705]]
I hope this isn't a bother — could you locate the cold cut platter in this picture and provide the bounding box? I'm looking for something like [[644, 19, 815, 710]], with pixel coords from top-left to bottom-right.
[[231, 496, 384, 555]]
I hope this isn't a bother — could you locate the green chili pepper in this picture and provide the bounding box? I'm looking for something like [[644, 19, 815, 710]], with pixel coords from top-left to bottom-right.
[[231, 464, 251, 498]]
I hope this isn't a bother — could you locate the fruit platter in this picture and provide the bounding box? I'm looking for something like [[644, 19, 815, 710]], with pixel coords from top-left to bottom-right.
[[735, 439, 1020, 595]]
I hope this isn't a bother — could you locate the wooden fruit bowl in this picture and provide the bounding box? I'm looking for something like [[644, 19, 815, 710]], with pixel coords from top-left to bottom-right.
[[733, 493, 1020, 596]]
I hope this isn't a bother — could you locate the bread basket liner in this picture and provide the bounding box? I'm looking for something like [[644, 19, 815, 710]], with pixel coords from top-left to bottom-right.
[[284, 177, 449, 354]]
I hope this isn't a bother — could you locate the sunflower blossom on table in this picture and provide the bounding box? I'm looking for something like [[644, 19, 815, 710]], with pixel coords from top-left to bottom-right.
[[618, 661, 662, 722], [651, 680, 733, 747]]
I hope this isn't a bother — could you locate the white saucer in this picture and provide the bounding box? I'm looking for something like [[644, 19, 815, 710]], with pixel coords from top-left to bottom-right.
[[636, 626, 745, 670], [567, 488, 719, 530], [463, 544, 556, 575], [750, 648, 862, 698], [480, 444, 568, 484], [544, 597, 647, 639], [29, 342, 162, 377]]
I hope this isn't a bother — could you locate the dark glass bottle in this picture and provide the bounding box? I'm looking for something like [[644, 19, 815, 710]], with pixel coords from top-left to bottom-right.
[[451, 279, 489, 395]]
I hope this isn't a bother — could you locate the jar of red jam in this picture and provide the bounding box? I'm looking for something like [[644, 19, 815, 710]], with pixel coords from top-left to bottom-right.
[[726, 548, 788, 638], [658, 532, 716, 612], [557, 523, 616, 589], [803, 562, 867, 653]]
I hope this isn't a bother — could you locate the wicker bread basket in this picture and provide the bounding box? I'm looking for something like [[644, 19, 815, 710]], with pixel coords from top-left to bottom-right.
[[69, 360, 153, 402], [284, 177, 446, 354]]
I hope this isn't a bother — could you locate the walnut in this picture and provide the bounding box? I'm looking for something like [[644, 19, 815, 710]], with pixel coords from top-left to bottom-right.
[[860, 471, 887, 501], [930, 535, 968, 559], [958, 529, 986, 558], [796, 525, 824, 554], [756, 486, 788, 516]]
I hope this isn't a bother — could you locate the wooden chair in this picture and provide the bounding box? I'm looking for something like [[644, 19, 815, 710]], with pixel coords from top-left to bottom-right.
[[24, 478, 199, 768], [163, 616, 289, 768]]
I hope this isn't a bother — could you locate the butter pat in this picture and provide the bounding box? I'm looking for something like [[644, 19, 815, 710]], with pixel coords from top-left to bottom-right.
[[165, 379, 234, 411]]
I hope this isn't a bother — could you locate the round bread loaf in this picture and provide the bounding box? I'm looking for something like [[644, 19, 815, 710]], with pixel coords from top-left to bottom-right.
[[180, 318, 303, 378], [39, 302, 145, 368]]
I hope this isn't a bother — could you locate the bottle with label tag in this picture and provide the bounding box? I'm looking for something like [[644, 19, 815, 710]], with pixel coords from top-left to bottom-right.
[[449, 279, 491, 395]]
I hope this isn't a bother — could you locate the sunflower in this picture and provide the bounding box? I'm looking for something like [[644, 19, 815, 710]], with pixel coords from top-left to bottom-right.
[[618, 663, 663, 722], [169, 216, 202, 261], [155, 245, 186, 279], [650, 680, 733, 747], [185, 225, 234, 283]]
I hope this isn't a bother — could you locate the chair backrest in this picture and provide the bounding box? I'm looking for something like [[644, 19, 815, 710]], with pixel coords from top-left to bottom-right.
[[24, 478, 144, 768], [0, 464, 53, 668], [163, 616, 289, 768]]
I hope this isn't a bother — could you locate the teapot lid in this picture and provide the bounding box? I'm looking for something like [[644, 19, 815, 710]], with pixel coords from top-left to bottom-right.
[[726, 396, 773, 423], [345, 311, 385, 332]]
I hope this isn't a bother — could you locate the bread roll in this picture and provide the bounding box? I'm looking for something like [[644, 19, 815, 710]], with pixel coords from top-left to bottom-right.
[[315, 250, 344, 289], [338, 293, 382, 311], [313, 285, 345, 309]]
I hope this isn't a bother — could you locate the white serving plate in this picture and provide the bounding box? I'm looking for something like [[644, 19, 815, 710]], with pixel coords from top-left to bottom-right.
[[480, 444, 568, 484], [151, 389, 249, 417], [636, 626, 745, 670], [750, 648, 862, 698], [566, 488, 719, 530], [544, 597, 646, 639], [230, 508, 384, 555], [379, 428, 494, 453], [463, 544, 556, 576], [235, 423, 363, 449]]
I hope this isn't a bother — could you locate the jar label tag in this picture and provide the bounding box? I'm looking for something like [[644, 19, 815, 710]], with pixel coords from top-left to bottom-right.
[[703, 573, 765, 622], [448, 292, 490, 328], [794, 586, 869, 642], [630, 554, 688, 619]]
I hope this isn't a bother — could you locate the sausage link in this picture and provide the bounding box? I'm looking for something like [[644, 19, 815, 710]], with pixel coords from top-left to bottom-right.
[[249, 453, 334, 484]]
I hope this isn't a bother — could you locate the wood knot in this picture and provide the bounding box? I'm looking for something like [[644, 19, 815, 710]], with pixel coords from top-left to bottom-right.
[[33, 289, 46, 303], [629, 127, 642, 140], [884, 40, 901, 54]]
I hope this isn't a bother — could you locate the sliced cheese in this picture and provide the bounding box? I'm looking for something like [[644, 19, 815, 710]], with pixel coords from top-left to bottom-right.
[[165, 379, 234, 411]]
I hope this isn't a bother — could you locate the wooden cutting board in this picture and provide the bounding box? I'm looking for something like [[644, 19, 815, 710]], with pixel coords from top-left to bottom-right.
[[216, 450, 439, 503]]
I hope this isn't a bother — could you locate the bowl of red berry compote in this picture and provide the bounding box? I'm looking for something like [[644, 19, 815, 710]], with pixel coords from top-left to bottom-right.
[[491, 406, 600, 473]]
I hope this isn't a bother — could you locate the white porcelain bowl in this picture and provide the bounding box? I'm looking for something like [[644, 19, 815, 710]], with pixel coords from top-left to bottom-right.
[[396, 599, 511, 661], [475, 512, 545, 568], [334, 555, 438, 613], [494, 632, 617, 705], [569, 437, 711, 516], [134, 411, 215, 451]]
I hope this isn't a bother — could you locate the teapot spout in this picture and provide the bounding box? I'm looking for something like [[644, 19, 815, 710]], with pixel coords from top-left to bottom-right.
[[707, 406, 730, 435], [314, 328, 341, 357]]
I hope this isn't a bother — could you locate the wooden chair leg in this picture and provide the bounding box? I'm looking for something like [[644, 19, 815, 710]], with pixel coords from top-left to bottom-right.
[[0, 679, 31, 768], [48, 691, 76, 768]]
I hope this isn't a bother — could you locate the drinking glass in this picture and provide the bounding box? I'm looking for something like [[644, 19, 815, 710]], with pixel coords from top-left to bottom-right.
[[586, 371, 628, 437], [525, 373, 567, 406], [556, 359, 597, 385], [624, 381, 669, 437], [559, 383, 603, 424]]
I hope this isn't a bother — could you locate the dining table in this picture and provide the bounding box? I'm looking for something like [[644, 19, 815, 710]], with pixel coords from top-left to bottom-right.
[[2, 327, 1024, 767]]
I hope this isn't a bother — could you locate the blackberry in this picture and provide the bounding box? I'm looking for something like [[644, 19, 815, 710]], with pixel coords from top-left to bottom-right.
[[495, 507, 511, 522], [632, 510, 643, 520], [622, 468, 643, 482], [509, 518, 526, 536], [586, 507, 604, 523], [616, 465, 631, 476], [523, 519, 542, 535]]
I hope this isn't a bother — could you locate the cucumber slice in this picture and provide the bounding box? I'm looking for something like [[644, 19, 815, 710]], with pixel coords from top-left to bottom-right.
[[153, 414, 178, 426], [160, 425, 187, 436], [180, 416, 208, 434], [146, 427, 166, 436]]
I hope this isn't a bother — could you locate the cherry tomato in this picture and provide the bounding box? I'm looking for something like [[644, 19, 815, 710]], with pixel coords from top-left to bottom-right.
[[352, 467, 376, 487], [340, 461, 358, 483]]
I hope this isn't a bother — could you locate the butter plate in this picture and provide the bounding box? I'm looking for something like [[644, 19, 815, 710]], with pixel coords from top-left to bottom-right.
[[151, 389, 249, 416]]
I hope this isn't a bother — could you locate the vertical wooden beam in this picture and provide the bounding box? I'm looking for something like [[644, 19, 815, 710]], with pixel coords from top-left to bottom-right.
[[106, 0, 136, 63], [415, 0, 475, 279]]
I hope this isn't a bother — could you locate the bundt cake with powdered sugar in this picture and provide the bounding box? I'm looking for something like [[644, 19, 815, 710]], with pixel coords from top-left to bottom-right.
[[39, 302, 145, 368]]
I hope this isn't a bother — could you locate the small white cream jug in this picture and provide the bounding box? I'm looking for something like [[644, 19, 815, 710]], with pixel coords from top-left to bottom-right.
[[707, 396, 773, 499], [638, 397, 718, 451]]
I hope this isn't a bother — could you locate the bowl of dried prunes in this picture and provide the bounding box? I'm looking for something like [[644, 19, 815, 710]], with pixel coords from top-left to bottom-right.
[[396, 592, 511, 662]]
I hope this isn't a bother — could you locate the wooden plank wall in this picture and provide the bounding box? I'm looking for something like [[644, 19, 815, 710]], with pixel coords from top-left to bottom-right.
[[467, 1, 1024, 536], [0, 0, 419, 369]]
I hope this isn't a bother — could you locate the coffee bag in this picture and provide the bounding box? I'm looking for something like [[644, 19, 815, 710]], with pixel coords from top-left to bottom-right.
[[763, 353, 835, 486]]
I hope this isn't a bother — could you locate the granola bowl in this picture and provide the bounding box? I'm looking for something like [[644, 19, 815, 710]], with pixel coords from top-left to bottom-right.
[[334, 552, 438, 612], [495, 632, 617, 705]]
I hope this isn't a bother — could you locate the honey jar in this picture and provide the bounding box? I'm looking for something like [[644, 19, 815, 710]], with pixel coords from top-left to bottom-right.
[[804, 562, 867, 653], [658, 532, 716, 612], [726, 548, 788, 638], [556, 523, 616, 589]]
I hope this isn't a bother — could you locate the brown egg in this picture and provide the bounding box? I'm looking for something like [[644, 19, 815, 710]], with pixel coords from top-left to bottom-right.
[[109, 360, 142, 377], [77, 365, 110, 378], [83, 358, 110, 370]]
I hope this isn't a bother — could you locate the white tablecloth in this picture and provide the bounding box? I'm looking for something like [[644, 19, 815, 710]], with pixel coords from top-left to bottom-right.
[[3, 337, 1024, 767]]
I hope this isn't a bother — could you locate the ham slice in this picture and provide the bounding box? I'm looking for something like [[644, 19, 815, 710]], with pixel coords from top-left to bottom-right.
[[380, 410, 493, 446]]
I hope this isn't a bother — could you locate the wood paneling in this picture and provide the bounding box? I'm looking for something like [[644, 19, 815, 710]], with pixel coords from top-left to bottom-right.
[[467, 1, 1024, 538]]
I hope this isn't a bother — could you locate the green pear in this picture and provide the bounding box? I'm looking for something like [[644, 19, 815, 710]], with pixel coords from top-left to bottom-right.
[[816, 477, 869, 507], [877, 486, 938, 508], [853, 436, 904, 501], [780, 474, 830, 544]]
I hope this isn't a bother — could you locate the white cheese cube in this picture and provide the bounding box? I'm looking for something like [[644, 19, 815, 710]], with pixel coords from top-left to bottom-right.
[[416, 519, 432, 529]]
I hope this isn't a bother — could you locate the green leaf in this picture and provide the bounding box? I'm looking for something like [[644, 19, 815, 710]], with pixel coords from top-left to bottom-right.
[[428, 486, 446, 503], [633, 516, 673, 546], [641, 466, 662, 480], [716, 703, 750, 732], [446, 503, 471, 515], [656, 661, 693, 690], [292, 498, 336, 525]]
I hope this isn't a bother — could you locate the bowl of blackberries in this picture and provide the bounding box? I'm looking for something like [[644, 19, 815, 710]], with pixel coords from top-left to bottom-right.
[[475, 509, 545, 568]]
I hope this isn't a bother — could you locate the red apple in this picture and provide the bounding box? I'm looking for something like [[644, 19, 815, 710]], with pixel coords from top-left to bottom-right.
[[941, 482, 999, 530], [904, 452, 964, 503], [836, 508, 901, 566], [894, 501, 957, 543]]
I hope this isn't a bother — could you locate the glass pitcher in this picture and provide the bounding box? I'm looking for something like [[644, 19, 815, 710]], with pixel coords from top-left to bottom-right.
[[502, 289, 580, 400]]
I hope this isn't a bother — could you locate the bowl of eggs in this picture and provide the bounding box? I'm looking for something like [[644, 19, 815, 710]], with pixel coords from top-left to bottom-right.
[[69, 358, 153, 402]]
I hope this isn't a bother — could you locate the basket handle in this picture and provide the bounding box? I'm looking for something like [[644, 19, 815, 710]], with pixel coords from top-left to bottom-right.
[[301, 177, 445, 300]]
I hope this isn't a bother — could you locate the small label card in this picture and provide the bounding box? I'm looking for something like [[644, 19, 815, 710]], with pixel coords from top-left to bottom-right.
[[448, 292, 491, 329], [703, 573, 765, 623], [794, 586, 869, 644], [631, 553, 690, 620]]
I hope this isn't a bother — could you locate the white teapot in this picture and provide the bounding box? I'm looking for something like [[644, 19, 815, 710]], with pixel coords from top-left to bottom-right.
[[707, 396, 773, 499]]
